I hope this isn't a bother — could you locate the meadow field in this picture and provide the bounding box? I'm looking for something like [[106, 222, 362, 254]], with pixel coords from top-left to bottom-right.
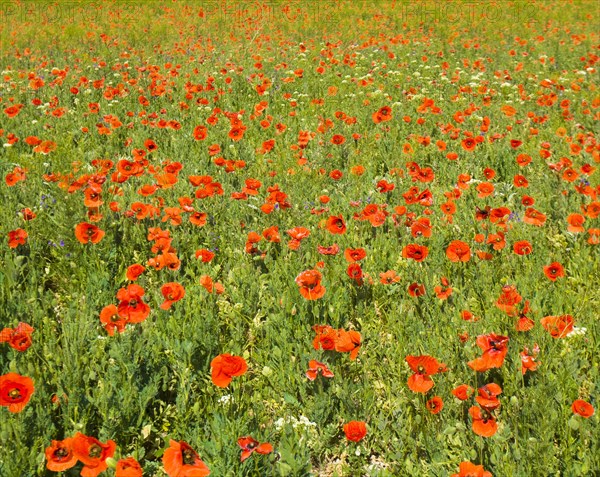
[[0, 0, 598, 475]]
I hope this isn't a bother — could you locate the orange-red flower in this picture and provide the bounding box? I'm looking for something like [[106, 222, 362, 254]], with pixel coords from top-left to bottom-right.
[[495, 285, 522, 316], [195, 249, 215, 262], [237, 436, 273, 462], [347, 263, 364, 284], [475, 383, 502, 411], [523, 207, 546, 226], [451, 461, 492, 477], [335, 329, 362, 360], [543, 262, 564, 281], [126, 264, 146, 281], [452, 384, 474, 401], [75, 222, 105, 244], [71, 432, 116, 477], [115, 457, 143, 477], [45, 438, 77, 472], [210, 354, 248, 388], [540, 314, 574, 338], [405, 355, 447, 393], [163, 440, 210, 477], [469, 406, 498, 437], [326, 215, 346, 234], [312, 325, 337, 351], [295, 269, 326, 300], [520, 345, 540, 375], [306, 360, 334, 381], [408, 282, 426, 297], [402, 243, 429, 262], [566, 213, 585, 233], [379, 270, 400, 284], [0, 322, 34, 351], [7, 228, 28, 248], [117, 284, 151, 323], [513, 240, 533, 255], [515, 300, 535, 332], [99, 304, 127, 336], [426, 396, 444, 414], [446, 240, 471, 262], [343, 421, 367, 442], [572, 399, 594, 418], [0, 373, 34, 413], [344, 248, 367, 262], [468, 333, 509, 372], [160, 282, 186, 310]]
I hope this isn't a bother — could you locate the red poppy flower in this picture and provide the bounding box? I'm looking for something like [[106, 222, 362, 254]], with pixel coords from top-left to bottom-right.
[[0, 373, 34, 413], [446, 240, 471, 262], [71, 432, 116, 477], [475, 383, 502, 411], [566, 213, 585, 233], [405, 355, 447, 393], [495, 285, 522, 316], [379, 270, 400, 284], [306, 360, 334, 381], [99, 304, 127, 336], [513, 240, 533, 255], [451, 461, 492, 477], [163, 440, 210, 477], [520, 345, 540, 375], [331, 134, 346, 145], [343, 421, 367, 442], [116, 284, 151, 323], [237, 436, 273, 462], [0, 322, 34, 351], [317, 244, 339, 255], [402, 244, 429, 262], [335, 329, 362, 360], [452, 384, 474, 401], [426, 396, 444, 414], [572, 399, 594, 418], [468, 333, 509, 372], [7, 228, 28, 248], [408, 282, 425, 297], [126, 264, 146, 281], [347, 263, 363, 284], [461, 137, 476, 152], [326, 215, 346, 234], [210, 354, 248, 388], [295, 269, 326, 300], [45, 438, 77, 472], [195, 249, 215, 262], [469, 406, 498, 437], [516, 153, 532, 167], [543, 262, 564, 281], [344, 248, 367, 262], [115, 457, 143, 477], [516, 300, 535, 332], [476, 182, 494, 198], [160, 282, 186, 310], [523, 207, 546, 226], [540, 315, 574, 338], [434, 277, 453, 300], [75, 222, 105, 244], [312, 325, 337, 351]]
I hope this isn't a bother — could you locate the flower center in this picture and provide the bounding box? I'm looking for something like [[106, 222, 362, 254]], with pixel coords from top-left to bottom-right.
[[89, 444, 102, 458], [8, 388, 22, 400], [183, 449, 195, 465], [55, 448, 69, 459]]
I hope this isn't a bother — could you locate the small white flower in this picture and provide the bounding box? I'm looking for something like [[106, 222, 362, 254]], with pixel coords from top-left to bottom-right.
[[218, 394, 233, 405]]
